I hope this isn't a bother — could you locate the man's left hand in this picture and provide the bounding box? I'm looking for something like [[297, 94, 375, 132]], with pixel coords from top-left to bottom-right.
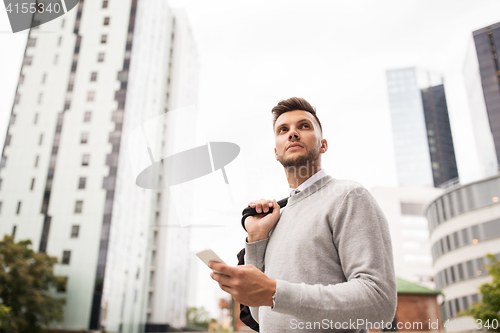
[[209, 261, 276, 307]]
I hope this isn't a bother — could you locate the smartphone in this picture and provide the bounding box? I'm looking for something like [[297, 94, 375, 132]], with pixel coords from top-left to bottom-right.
[[196, 249, 229, 276]]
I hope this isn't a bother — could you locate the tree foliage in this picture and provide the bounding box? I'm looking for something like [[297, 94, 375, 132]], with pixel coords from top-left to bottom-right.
[[0, 235, 65, 333], [0, 305, 11, 327], [186, 306, 214, 329], [458, 253, 500, 332]]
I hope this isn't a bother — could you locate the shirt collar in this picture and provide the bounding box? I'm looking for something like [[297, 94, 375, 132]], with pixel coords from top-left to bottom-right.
[[288, 168, 327, 196]]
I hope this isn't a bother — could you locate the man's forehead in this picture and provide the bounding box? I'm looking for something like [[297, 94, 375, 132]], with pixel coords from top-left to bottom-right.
[[275, 110, 315, 127]]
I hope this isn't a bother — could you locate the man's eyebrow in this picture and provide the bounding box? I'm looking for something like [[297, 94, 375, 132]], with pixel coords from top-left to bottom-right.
[[275, 119, 312, 130]]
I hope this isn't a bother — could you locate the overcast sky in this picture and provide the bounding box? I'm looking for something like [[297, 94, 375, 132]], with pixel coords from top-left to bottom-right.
[[1, 0, 500, 319]]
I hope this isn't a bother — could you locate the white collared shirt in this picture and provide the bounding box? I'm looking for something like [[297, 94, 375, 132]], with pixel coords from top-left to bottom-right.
[[288, 168, 327, 196]]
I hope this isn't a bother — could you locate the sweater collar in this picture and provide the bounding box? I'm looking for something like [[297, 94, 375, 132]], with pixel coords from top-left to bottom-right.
[[287, 174, 333, 205]]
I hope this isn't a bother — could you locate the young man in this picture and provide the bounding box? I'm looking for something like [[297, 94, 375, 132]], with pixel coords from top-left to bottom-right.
[[209, 97, 397, 332]]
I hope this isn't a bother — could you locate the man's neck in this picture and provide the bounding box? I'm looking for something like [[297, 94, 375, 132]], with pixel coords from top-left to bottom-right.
[[285, 165, 322, 189]]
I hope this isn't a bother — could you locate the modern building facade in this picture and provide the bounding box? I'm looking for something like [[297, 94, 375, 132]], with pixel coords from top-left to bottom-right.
[[463, 38, 498, 181], [386, 67, 459, 188], [134, 7, 200, 332], [371, 186, 443, 289], [463, 21, 500, 179], [427, 174, 500, 327], [0, 0, 198, 332]]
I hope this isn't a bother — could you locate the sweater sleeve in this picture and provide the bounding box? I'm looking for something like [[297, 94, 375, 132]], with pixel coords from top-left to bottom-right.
[[244, 237, 270, 324], [244, 237, 269, 272], [271, 187, 397, 327]]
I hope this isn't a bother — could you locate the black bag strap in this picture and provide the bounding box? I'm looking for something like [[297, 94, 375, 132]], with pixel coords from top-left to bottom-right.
[[236, 248, 259, 332], [241, 197, 289, 231]]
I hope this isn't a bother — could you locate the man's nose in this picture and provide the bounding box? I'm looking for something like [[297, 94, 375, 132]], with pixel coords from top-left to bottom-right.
[[289, 131, 299, 139]]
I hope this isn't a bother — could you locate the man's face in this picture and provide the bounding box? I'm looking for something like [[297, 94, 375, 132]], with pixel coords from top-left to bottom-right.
[[274, 110, 325, 168]]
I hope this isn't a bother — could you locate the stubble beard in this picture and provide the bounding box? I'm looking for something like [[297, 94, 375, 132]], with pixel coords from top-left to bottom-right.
[[278, 144, 321, 169]]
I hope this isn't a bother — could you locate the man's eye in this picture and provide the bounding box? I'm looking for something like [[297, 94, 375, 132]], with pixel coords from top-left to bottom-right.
[[279, 125, 309, 133]]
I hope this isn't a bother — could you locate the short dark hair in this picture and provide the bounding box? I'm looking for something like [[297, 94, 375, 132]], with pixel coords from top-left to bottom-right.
[[271, 97, 323, 135]]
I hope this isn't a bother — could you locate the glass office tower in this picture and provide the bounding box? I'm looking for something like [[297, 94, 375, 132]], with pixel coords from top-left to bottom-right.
[[386, 67, 459, 188], [470, 22, 500, 168]]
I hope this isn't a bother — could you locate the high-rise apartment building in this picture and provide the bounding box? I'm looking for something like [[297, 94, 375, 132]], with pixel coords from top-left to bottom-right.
[[370, 186, 443, 289], [0, 0, 198, 332], [386, 67, 459, 188], [463, 21, 500, 179]]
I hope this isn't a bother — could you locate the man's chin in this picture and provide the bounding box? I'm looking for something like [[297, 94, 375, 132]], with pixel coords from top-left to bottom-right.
[[281, 157, 311, 168]]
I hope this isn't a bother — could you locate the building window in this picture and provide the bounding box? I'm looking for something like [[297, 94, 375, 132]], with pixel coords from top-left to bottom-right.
[[0, 156, 6, 168], [5, 134, 11, 146], [34, 155, 39, 167], [57, 276, 68, 292], [68, 82, 74, 94], [103, 177, 115, 190], [19, 74, 24, 85], [37, 93, 42, 104], [81, 132, 88, 144], [98, 53, 105, 62], [23, 56, 33, 66], [102, 0, 108, 8], [0, 202, 2, 214], [78, 177, 86, 189], [74, 200, 83, 213], [71, 225, 80, 238], [10, 114, 16, 125], [82, 154, 89, 166], [14, 94, 20, 105], [54, 54, 59, 65], [58, 36, 62, 46], [0, 178, 2, 190], [101, 35, 107, 44], [62, 251, 71, 264], [12, 225, 16, 236], [84, 111, 92, 122], [42, 73, 46, 84], [104, 17, 110, 25], [30, 178, 35, 190], [61, 19, 65, 28], [87, 91, 95, 102], [27, 37, 36, 47], [16, 201, 21, 215], [90, 72, 97, 82], [39, 134, 43, 145], [34, 113, 39, 124]]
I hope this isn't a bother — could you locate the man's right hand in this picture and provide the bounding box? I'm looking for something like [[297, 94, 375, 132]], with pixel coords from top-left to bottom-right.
[[245, 198, 280, 243]]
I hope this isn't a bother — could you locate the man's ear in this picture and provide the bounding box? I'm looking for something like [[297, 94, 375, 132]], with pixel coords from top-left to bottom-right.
[[274, 147, 278, 160], [321, 139, 328, 153]]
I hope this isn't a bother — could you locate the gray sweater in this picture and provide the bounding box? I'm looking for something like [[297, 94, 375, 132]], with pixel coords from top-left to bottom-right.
[[245, 175, 397, 333]]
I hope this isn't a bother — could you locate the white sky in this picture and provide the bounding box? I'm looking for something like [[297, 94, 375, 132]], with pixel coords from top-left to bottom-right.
[[1, 0, 500, 320]]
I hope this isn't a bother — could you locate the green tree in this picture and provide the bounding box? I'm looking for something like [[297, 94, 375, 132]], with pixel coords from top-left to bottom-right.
[[0, 305, 11, 327], [0, 235, 65, 333], [186, 306, 213, 329], [458, 253, 500, 332]]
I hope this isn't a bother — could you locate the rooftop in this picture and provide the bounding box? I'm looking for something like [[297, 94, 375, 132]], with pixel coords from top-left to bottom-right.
[[397, 277, 442, 295]]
